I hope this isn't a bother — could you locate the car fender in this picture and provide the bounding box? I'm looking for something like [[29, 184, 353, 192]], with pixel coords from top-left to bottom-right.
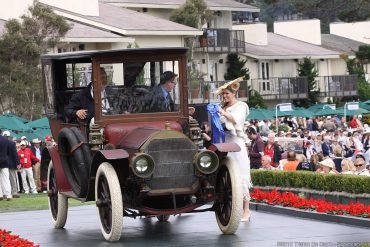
[[46, 145, 73, 192], [90, 149, 129, 177], [84, 149, 130, 201], [208, 143, 241, 156]]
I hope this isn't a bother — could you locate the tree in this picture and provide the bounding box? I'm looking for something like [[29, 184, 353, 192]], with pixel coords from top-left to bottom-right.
[[295, 57, 319, 107], [0, 1, 70, 119], [224, 53, 266, 108], [347, 56, 370, 102], [224, 53, 250, 80]]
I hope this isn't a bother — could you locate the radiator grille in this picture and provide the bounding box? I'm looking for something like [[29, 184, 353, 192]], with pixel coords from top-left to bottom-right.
[[144, 137, 197, 190]]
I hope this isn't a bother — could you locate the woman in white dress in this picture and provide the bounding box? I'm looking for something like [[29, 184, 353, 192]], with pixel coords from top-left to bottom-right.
[[217, 79, 251, 221]]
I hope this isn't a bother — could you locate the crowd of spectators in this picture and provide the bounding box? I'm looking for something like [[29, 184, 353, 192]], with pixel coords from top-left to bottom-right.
[[0, 129, 56, 201], [246, 115, 370, 176]]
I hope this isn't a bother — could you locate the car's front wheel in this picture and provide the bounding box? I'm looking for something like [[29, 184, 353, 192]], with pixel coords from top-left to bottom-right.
[[215, 157, 243, 234], [47, 160, 68, 229], [95, 162, 123, 242]]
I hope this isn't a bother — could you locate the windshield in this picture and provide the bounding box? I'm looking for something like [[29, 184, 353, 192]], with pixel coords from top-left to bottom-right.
[[98, 60, 180, 115]]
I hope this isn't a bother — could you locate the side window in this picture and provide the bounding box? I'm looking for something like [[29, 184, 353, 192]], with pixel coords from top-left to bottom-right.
[[66, 63, 92, 88], [99, 60, 179, 115]]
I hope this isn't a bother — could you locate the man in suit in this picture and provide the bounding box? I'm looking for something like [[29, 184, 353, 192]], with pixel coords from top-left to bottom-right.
[[321, 135, 333, 157], [146, 71, 177, 112], [0, 129, 13, 200], [2, 131, 20, 198], [65, 67, 108, 122]]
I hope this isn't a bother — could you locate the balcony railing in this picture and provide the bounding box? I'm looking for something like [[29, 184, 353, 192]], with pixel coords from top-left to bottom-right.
[[194, 28, 246, 53], [187, 75, 358, 104], [250, 77, 308, 100], [188, 77, 307, 103], [315, 75, 358, 97]]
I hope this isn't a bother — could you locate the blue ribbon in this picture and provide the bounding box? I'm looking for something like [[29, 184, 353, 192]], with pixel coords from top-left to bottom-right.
[[207, 103, 225, 143]]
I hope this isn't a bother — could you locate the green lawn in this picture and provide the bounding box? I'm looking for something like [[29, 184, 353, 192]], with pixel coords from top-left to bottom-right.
[[0, 194, 94, 213]]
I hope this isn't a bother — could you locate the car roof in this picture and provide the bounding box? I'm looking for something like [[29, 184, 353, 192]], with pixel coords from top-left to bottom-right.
[[41, 47, 188, 61]]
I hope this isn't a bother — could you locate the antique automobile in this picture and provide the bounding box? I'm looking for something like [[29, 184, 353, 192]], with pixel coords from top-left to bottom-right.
[[40, 48, 243, 242]]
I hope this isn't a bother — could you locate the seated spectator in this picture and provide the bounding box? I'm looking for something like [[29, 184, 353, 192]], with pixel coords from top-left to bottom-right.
[[354, 157, 370, 176], [318, 158, 336, 174], [260, 155, 276, 170], [341, 159, 355, 175], [282, 150, 299, 171], [296, 155, 316, 171], [263, 132, 282, 167], [332, 146, 343, 172], [305, 140, 316, 161]]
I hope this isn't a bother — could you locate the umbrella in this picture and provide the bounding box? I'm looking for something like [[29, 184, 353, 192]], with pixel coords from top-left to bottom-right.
[[313, 108, 341, 116], [289, 108, 314, 118], [26, 117, 50, 129], [17, 131, 43, 141], [33, 128, 52, 139], [0, 114, 33, 132], [270, 109, 292, 117], [359, 102, 370, 111], [247, 108, 274, 120], [1, 114, 29, 123], [336, 107, 368, 116], [307, 104, 327, 112]]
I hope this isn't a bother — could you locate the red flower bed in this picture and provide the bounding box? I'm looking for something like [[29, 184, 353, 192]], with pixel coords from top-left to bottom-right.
[[251, 189, 370, 218], [0, 229, 39, 247]]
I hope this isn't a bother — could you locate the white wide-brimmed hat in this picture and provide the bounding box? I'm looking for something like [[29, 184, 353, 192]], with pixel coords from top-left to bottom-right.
[[31, 138, 42, 144], [213, 76, 245, 95], [319, 159, 335, 169]]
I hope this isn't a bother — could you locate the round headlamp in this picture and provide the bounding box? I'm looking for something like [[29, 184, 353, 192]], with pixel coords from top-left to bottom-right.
[[131, 153, 155, 178], [194, 150, 219, 174]]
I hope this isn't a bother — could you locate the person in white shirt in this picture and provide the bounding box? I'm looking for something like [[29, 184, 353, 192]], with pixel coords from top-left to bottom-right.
[[354, 157, 370, 176]]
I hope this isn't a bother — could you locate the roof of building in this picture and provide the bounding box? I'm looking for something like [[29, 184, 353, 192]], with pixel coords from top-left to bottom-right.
[[321, 34, 367, 56], [0, 18, 132, 42], [243, 33, 340, 59], [101, 0, 259, 12], [65, 20, 122, 38], [52, 2, 202, 36]]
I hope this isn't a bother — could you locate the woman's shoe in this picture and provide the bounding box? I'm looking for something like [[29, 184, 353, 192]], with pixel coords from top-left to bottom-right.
[[241, 212, 251, 222]]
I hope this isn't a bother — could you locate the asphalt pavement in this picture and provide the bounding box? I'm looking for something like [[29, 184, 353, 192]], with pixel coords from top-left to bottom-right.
[[0, 205, 369, 247]]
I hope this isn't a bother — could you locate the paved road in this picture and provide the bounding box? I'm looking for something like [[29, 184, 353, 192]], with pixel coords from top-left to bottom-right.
[[0, 205, 369, 247]]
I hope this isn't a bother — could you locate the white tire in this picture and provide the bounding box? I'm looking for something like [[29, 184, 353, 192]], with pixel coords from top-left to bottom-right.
[[47, 160, 68, 229], [215, 157, 243, 234], [95, 162, 123, 242]]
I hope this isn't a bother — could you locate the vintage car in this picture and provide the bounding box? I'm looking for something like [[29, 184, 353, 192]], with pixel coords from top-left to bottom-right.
[[40, 48, 243, 241]]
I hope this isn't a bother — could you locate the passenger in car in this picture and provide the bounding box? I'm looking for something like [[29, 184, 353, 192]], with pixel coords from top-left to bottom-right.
[[64, 68, 108, 122], [145, 71, 177, 112]]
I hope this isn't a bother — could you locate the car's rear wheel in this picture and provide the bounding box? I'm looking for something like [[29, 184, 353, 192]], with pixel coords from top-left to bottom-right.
[[95, 162, 123, 242], [47, 160, 68, 228], [58, 128, 89, 197], [156, 215, 170, 222], [215, 157, 242, 234]]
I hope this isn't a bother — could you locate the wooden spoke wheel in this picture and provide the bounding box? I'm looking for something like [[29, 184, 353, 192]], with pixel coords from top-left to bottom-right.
[[95, 162, 123, 242], [215, 157, 243, 234], [47, 161, 68, 228]]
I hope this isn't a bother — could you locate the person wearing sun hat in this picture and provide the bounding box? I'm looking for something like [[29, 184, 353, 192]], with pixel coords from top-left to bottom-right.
[[318, 158, 336, 174], [215, 76, 252, 221]]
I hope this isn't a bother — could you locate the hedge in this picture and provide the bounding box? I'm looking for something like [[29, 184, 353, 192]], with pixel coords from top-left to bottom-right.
[[251, 170, 370, 194]]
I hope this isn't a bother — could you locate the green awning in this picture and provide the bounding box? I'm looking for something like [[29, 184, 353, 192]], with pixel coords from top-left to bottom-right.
[[247, 108, 274, 120], [26, 117, 50, 129]]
